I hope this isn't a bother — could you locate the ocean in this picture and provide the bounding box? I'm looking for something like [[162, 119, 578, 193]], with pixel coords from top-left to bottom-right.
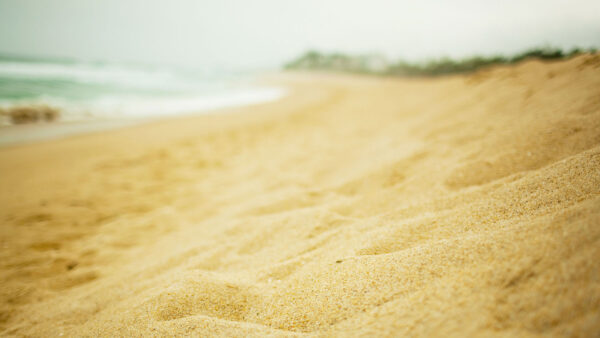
[[0, 55, 285, 125]]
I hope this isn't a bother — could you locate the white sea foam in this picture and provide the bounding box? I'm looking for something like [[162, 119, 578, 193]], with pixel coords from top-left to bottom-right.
[[0, 58, 286, 124], [65, 87, 286, 119]]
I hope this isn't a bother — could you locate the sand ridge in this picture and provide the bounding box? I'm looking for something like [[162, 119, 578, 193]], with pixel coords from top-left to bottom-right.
[[0, 54, 599, 337]]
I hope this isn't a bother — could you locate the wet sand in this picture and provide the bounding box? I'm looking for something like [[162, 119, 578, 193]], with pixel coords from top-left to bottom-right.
[[1, 55, 599, 337], [0, 119, 142, 147]]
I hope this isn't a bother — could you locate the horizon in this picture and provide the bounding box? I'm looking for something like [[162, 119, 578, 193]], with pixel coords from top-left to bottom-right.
[[0, 44, 596, 69]]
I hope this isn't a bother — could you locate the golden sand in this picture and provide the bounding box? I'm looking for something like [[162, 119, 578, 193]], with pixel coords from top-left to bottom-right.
[[1, 55, 599, 337]]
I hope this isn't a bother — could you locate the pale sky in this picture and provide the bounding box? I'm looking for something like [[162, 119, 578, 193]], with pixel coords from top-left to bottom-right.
[[0, 0, 599, 70]]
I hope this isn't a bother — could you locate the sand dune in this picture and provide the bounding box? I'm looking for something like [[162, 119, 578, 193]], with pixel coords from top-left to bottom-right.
[[1, 54, 599, 337]]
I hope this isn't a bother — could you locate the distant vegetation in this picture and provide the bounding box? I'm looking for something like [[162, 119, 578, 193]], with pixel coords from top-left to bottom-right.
[[284, 46, 597, 76]]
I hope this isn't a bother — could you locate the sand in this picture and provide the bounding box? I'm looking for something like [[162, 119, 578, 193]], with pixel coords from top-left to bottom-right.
[[1, 54, 599, 337]]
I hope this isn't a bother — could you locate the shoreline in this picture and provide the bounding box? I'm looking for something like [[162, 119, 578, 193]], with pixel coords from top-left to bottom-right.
[[0, 82, 288, 148], [1, 57, 599, 336], [0, 118, 141, 147]]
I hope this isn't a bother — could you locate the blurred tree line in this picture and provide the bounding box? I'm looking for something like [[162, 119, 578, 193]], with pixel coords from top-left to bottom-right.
[[284, 46, 596, 76]]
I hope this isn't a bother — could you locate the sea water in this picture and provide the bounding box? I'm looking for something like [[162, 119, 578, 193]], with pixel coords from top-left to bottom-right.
[[0, 55, 285, 125]]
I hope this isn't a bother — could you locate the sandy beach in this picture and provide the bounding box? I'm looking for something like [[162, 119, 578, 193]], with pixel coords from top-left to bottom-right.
[[1, 55, 599, 336]]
